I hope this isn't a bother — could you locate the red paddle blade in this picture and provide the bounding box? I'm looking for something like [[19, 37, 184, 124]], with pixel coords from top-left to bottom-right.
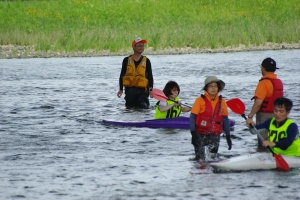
[[152, 88, 168, 101], [226, 98, 246, 115], [274, 154, 289, 171]]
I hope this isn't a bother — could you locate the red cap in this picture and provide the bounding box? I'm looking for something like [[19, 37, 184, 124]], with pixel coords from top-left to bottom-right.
[[132, 38, 147, 47]]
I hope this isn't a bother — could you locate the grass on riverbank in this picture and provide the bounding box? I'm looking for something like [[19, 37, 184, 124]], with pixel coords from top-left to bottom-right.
[[1, 0, 300, 53]]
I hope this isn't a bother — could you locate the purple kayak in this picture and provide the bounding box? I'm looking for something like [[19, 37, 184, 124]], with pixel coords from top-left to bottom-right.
[[102, 116, 235, 129]]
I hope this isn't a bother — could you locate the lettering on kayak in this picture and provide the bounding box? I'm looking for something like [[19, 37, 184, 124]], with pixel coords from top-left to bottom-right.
[[257, 157, 275, 163]]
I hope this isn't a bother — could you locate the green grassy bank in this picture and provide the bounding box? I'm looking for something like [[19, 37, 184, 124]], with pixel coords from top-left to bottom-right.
[[1, 0, 300, 53]]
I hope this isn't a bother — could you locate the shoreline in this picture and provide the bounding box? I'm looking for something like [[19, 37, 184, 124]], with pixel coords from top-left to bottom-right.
[[1, 42, 299, 59]]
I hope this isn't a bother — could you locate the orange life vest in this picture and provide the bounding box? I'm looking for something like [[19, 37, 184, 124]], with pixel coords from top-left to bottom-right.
[[122, 55, 148, 89]]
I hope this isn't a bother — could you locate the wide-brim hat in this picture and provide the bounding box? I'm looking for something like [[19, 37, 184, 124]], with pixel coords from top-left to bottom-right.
[[202, 76, 225, 92], [132, 38, 147, 47]]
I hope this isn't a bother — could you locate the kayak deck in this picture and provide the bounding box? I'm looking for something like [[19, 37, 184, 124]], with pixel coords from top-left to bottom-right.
[[102, 116, 235, 129], [210, 153, 300, 172]]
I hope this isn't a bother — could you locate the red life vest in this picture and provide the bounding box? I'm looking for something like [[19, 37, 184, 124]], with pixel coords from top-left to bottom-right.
[[259, 78, 283, 113], [195, 95, 223, 135]]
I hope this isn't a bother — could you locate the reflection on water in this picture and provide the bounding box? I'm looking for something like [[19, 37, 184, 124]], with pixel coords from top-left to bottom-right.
[[1, 49, 300, 199]]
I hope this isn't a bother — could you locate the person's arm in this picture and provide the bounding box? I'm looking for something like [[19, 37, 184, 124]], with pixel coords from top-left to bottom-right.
[[146, 58, 153, 89], [119, 57, 128, 91], [221, 99, 230, 135], [158, 101, 178, 112], [246, 80, 270, 126], [248, 98, 263, 118], [255, 118, 271, 130], [223, 116, 232, 150], [246, 98, 263, 127], [189, 113, 196, 131], [257, 119, 297, 149], [221, 98, 231, 138], [117, 57, 128, 97], [223, 116, 230, 135], [181, 106, 191, 112], [189, 113, 197, 146], [145, 58, 153, 97], [271, 123, 299, 149], [190, 98, 202, 131], [249, 118, 270, 134]]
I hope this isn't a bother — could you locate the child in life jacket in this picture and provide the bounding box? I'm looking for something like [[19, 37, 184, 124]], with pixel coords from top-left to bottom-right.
[[154, 81, 191, 119]]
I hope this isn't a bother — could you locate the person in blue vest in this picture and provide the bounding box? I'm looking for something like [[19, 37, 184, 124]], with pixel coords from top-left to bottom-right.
[[117, 38, 154, 109], [154, 81, 191, 119], [249, 97, 300, 156]]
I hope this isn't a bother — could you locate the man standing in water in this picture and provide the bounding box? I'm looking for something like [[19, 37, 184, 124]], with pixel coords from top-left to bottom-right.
[[246, 57, 283, 147], [117, 38, 154, 109]]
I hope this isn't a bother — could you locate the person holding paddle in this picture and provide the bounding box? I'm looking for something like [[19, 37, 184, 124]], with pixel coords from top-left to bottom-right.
[[248, 97, 300, 156], [246, 57, 283, 146], [154, 81, 191, 119], [190, 76, 232, 160], [117, 38, 154, 109]]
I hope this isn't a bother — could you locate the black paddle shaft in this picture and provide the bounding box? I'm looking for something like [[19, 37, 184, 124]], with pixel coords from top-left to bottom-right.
[[242, 113, 274, 154]]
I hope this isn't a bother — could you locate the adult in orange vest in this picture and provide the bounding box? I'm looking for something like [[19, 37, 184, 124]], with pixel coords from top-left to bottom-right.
[[246, 57, 283, 147], [117, 38, 154, 109], [190, 76, 232, 160]]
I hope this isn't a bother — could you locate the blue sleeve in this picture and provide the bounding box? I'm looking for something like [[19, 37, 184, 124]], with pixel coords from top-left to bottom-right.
[[275, 123, 299, 150], [255, 119, 272, 130], [223, 116, 230, 135], [190, 113, 196, 131]]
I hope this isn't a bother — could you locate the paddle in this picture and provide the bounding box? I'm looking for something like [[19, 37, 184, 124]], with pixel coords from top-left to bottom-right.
[[226, 98, 289, 171], [152, 88, 192, 108]]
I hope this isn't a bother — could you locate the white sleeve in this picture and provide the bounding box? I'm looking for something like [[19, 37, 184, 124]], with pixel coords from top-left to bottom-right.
[[158, 101, 167, 106]]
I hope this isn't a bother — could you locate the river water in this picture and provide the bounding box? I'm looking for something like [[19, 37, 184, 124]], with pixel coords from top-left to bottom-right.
[[1, 49, 300, 200]]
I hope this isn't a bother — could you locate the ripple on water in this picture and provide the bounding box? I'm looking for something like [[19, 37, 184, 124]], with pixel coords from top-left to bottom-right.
[[1, 50, 300, 199]]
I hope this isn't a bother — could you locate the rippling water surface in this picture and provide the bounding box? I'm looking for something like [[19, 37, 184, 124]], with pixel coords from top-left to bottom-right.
[[1, 50, 300, 200]]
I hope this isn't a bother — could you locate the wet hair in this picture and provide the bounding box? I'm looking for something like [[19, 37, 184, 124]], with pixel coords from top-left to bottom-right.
[[274, 97, 293, 112], [163, 80, 180, 97], [204, 82, 221, 92]]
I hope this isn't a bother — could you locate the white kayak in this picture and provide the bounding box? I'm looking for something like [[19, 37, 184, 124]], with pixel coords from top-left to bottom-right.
[[210, 153, 300, 172]]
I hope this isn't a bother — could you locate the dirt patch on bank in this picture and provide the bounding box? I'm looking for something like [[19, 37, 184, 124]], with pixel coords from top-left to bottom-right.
[[1, 42, 299, 59]]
